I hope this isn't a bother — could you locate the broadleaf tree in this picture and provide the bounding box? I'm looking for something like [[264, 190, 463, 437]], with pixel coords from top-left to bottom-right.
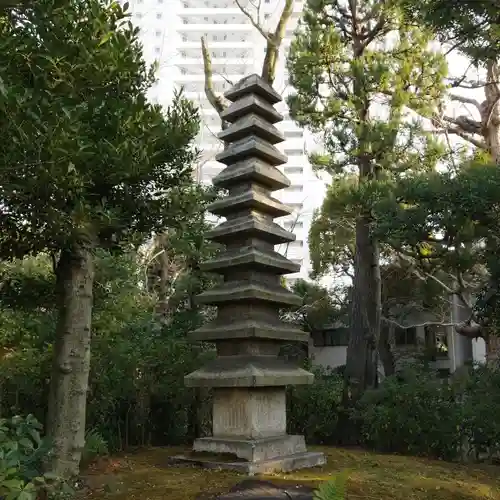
[[0, 0, 199, 477], [286, 0, 447, 406]]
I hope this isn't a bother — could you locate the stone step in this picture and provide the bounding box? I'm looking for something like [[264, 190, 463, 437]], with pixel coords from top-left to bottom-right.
[[220, 94, 283, 124], [216, 136, 287, 166], [201, 246, 300, 275], [206, 216, 295, 245], [224, 73, 282, 104], [196, 281, 302, 308], [208, 188, 292, 218], [190, 319, 308, 343], [213, 158, 290, 191], [218, 113, 285, 145], [184, 355, 314, 387]]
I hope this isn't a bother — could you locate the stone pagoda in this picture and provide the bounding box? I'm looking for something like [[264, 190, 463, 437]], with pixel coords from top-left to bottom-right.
[[184, 74, 325, 474]]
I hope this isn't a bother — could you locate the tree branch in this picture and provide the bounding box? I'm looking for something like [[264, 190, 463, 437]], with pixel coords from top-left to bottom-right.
[[261, 0, 293, 84], [234, 0, 271, 41], [437, 126, 487, 149], [449, 93, 481, 110], [201, 36, 227, 117]]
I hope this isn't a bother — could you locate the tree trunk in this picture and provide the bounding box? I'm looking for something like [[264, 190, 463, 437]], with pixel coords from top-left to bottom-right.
[[484, 60, 500, 164], [344, 214, 381, 401], [46, 244, 94, 478], [378, 324, 395, 377]]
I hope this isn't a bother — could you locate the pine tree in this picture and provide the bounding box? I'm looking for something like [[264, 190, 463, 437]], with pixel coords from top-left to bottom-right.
[[287, 0, 447, 410]]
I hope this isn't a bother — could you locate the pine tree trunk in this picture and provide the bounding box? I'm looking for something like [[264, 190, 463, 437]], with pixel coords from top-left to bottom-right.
[[344, 214, 381, 401], [378, 325, 395, 377], [46, 244, 94, 478], [484, 60, 500, 164]]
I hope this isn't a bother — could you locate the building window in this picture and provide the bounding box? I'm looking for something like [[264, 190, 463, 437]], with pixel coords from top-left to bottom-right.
[[154, 46, 161, 53], [158, 0, 163, 3], [395, 326, 417, 346], [182, 35, 187, 42], [156, 12, 162, 19], [284, 166, 303, 174], [288, 203, 303, 212], [284, 221, 303, 230], [312, 327, 349, 347], [292, 259, 303, 266], [290, 240, 303, 248], [180, 67, 187, 75], [286, 185, 303, 193], [285, 130, 303, 138], [285, 148, 303, 156], [264, 13, 270, 19], [180, 51, 186, 57], [136, 12, 143, 19], [155, 30, 161, 37]]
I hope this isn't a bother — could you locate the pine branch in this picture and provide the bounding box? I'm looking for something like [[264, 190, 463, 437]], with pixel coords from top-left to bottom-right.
[[448, 93, 481, 110]]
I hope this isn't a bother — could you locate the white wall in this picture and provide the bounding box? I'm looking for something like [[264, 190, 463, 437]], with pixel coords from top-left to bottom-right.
[[310, 346, 347, 370]]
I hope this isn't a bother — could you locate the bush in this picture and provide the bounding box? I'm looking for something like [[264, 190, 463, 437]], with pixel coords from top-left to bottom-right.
[[455, 364, 500, 461], [356, 364, 462, 460], [287, 366, 344, 444], [0, 414, 73, 500]]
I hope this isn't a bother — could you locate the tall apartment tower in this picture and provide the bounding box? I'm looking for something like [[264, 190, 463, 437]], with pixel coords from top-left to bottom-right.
[[125, 0, 327, 284]]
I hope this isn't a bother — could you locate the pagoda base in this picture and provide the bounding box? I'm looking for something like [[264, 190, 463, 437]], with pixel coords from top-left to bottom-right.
[[194, 434, 306, 462], [173, 449, 326, 476]]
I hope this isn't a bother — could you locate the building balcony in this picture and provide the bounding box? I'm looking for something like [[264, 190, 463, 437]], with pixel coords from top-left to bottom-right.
[[175, 56, 250, 66], [178, 40, 253, 49], [177, 23, 253, 32], [179, 7, 242, 15]]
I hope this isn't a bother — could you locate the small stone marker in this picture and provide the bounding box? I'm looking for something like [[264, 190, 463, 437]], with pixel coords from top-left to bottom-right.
[[182, 74, 325, 475]]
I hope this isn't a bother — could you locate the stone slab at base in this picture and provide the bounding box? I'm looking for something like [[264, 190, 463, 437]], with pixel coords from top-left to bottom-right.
[[172, 451, 326, 476], [193, 435, 306, 462]]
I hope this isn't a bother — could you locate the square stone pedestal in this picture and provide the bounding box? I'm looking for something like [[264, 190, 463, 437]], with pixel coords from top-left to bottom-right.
[[174, 387, 325, 475]]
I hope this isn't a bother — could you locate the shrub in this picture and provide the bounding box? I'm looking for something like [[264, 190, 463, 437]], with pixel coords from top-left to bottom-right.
[[356, 363, 463, 460], [455, 364, 500, 461], [0, 414, 73, 500], [287, 366, 344, 444]]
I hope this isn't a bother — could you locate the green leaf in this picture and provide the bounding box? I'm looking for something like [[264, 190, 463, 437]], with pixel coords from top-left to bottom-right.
[[98, 32, 114, 47]]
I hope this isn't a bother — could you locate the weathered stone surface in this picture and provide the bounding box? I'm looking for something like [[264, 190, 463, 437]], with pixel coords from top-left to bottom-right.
[[194, 435, 305, 461], [224, 73, 282, 105], [212, 158, 290, 191], [214, 480, 314, 500], [207, 215, 295, 245], [190, 319, 308, 343], [185, 356, 313, 387], [184, 73, 324, 473], [173, 452, 326, 476], [218, 114, 285, 144], [196, 282, 302, 307], [201, 246, 300, 274], [220, 94, 283, 124], [216, 136, 287, 166], [208, 188, 292, 218]]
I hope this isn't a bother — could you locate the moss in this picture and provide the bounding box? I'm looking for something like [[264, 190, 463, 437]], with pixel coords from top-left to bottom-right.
[[81, 446, 500, 499]]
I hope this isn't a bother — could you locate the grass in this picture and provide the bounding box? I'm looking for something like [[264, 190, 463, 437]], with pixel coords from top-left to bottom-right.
[[81, 446, 500, 500]]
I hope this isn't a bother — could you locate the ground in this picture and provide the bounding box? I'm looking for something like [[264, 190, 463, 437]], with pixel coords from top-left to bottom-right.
[[80, 446, 500, 500]]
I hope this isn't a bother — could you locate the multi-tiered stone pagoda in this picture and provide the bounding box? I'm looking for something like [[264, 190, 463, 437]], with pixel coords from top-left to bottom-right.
[[184, 74, 326, 474]]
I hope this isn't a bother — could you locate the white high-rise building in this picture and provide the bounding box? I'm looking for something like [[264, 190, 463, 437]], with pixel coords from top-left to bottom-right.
[[126, 0, 327, 283]]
